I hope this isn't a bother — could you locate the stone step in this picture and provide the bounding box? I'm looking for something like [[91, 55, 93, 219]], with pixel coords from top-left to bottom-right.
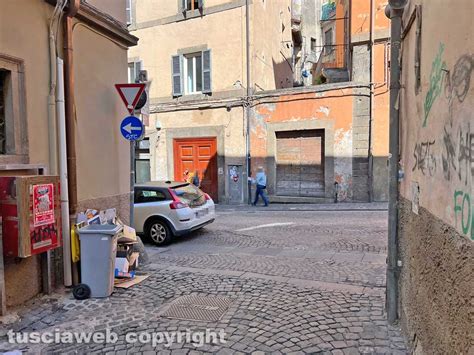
[[268, 195, 333, 204]]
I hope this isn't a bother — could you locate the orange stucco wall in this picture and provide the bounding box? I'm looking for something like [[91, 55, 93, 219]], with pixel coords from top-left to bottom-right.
[[373, 42, 389, 157], [250, 86, 363, 201], [254, 90, 353, 131], [351, 0, 390, 36]]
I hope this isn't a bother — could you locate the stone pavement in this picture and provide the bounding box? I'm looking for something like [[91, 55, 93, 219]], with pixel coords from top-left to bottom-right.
[[0, 205, 408, 354]]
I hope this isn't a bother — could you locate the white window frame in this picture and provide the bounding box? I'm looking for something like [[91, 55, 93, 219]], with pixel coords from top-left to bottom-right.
[[128, 60, 142, 83], [183, 53, 202, 94]]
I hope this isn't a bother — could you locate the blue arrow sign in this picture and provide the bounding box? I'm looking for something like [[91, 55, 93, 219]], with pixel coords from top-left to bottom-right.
[[120, 116, 144, 141]]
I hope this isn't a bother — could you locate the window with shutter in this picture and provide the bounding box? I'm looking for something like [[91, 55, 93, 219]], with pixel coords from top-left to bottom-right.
[[172, 55, 183, 97], [202, 49, 211, 94], [183, 53, 202, 93], [174, 50, 211, 96]]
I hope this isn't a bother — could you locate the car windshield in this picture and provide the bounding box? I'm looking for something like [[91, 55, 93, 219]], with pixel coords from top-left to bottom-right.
[[172, 184, 206, 207]]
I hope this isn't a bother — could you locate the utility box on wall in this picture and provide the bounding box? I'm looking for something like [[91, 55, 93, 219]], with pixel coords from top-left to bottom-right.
[[0, 176, 61, 258], [228, 165, 243, 204]]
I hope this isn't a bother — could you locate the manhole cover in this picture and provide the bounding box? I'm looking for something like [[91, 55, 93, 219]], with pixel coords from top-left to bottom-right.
[[160, 295, 233, 322]]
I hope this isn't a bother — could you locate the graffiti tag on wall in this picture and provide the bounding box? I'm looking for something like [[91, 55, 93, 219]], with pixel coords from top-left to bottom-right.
[[454, 191, 473, 240], [442, 123, 473, 185], [30, 224, 57, 250], [423, 44, 447, 127], [415, 47, 473, 241], [412, 140, 437, 176], [444, 54, 474, 107]]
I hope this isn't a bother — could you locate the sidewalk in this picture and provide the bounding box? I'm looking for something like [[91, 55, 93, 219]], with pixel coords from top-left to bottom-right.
[[216, 202, 388, 212]]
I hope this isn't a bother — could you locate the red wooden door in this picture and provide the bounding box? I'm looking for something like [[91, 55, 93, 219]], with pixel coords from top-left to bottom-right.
[[173, 138, 218, 200]]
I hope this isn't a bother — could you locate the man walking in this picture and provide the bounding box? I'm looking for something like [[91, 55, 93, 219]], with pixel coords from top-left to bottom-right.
[[251, 166, 269, 207]]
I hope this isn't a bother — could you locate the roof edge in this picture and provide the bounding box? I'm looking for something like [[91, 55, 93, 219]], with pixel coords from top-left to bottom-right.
[[45, 0, 138, 47]]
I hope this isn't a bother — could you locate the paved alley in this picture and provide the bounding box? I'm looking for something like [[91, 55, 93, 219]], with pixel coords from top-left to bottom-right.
[[0, 204, 408, 354]]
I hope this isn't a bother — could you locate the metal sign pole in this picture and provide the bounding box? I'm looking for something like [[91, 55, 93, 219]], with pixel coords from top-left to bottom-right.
[[130, 140, 135, 227], [115, 83, 146, 227]]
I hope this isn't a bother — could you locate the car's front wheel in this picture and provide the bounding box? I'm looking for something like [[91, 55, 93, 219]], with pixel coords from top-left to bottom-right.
[[146, 219, 172, 246]]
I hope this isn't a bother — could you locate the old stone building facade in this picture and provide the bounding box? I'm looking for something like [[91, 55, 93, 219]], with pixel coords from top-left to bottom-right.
[[129, 0, 390, 203]]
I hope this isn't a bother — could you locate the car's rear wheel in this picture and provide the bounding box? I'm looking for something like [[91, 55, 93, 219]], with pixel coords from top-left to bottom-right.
[[146, 219, 172, 246]]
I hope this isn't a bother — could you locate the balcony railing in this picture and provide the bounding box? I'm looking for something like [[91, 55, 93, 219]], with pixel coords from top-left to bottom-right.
[[320, 44, 347, 69], [312, 43, 348, 84]]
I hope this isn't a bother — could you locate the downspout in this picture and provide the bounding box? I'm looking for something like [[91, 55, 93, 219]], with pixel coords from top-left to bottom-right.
[[368, 0, 374, 202], [245, 0, 252, 204], [48, 26, 58, 175], [56, 58, 72, 287], [61, 0, 80, 287], [385, 1, 406, 325]]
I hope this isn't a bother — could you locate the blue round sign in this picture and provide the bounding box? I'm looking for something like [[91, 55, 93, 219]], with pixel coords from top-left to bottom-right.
[[120, 116, 144, 141]]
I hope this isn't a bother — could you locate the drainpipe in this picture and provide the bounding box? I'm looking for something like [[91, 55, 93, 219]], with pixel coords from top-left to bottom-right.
[[63, 0, 80, 216], [385, 0, 406, 325], [245, 0, 252, 204], [48, 26, 58, 176], [56, 58, 72, 288], [368, 0, 374, 202], [61, 0, 80, 287]]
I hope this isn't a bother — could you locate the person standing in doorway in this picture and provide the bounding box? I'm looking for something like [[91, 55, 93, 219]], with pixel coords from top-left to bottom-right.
[[251, 166, 269, 207]]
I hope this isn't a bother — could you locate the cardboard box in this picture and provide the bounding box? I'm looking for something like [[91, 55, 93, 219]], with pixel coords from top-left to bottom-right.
[[115, 257, 130, 273]]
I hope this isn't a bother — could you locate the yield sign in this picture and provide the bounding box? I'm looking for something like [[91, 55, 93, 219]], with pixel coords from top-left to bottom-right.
[[115, 83, 146, 114]]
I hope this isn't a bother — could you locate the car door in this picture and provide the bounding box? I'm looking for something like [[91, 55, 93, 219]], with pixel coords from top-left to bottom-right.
[[134, 188, 171, 233]]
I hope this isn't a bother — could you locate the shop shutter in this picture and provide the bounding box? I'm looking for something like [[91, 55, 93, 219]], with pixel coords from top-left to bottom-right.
[[276, 130, 325, 197]]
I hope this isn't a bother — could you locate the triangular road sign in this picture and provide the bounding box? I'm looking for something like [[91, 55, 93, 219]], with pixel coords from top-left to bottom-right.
[[115, 83, 146, 114]]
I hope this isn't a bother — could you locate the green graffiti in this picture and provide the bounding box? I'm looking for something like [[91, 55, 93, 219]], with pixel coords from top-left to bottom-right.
[[472, 208, 474, 240], [454, 190, 473, 240], [423, 44, 447, 127]]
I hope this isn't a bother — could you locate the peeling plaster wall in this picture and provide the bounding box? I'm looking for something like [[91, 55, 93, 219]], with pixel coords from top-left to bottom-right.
[[334, 127, 353, 201], [250, 85, 371, 201], [397, 0, 473, 353]]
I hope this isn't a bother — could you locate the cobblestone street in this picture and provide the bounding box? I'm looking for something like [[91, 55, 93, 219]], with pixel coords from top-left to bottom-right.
[[0, 204, 408, 354]]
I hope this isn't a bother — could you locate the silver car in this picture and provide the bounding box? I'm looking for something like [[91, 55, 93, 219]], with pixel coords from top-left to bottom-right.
[[133, 181, 216, 246]]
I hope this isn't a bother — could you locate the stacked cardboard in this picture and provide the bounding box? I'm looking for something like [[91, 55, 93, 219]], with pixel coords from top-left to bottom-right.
[[114, 219, 139, 279], [75, 209, 147, 290]]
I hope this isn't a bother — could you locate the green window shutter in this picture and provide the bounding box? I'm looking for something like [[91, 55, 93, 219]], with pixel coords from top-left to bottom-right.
[[172, 55, 183, 97], [202, 49, 211, 94]]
